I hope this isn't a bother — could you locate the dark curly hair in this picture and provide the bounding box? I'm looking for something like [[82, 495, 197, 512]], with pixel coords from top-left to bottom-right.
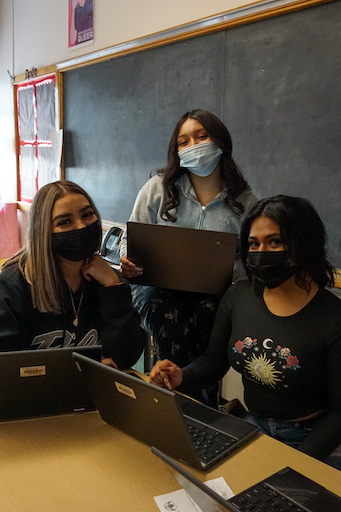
[[159, 109, 251, 222]]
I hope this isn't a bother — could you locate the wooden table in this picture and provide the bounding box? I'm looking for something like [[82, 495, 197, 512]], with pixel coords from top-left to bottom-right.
[[0, 411, 339, 511]]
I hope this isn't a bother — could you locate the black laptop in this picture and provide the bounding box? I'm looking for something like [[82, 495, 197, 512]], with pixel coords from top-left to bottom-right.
[[73, 352, 259, 471], [127, 222, 238, 294], [152, 447, 341, 512], [0, 345, 102, 421]]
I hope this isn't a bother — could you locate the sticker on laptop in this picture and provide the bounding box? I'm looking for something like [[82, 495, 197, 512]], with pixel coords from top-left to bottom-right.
[[115, 381, 137, 399], [20, 365, 46, 377]]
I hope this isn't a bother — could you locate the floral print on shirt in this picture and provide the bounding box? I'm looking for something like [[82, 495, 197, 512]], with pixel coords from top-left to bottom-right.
[[232, 336, 300, 389]]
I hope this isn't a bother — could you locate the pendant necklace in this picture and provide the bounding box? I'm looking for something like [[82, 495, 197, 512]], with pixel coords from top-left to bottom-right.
[[68, 285, 84, 328]]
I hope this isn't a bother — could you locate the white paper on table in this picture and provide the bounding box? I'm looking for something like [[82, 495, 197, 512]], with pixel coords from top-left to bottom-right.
[[205, 477, 234, 501], [154, 476, 234, 512]]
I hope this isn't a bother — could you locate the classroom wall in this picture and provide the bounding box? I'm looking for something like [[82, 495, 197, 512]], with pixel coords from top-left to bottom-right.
[[0, 0, 250, 200], [0, 0, 16, 201], [13, 0, 253, 73]]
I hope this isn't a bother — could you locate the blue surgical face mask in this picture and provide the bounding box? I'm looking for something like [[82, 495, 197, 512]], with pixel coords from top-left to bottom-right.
[[178, 140, 223, 177]]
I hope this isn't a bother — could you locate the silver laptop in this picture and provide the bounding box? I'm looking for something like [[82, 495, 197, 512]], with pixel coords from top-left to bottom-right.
[[73, 352, 259, 471], [152, 447, 341, 512], [0, 345, 102, 421], [127, 222, 238, 294]]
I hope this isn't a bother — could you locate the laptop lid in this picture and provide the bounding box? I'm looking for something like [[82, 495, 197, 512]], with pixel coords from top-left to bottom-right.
[[127, 222, 238, 294], [152, 448, 341, 512], [0, 345, 102, 421], [73, 352, 259, 471], [152, 446, 238, 511]]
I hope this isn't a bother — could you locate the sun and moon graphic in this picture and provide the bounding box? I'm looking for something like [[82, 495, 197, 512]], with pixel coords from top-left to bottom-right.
[[244, 353, 282, 388], [232, 337, 300, 389]]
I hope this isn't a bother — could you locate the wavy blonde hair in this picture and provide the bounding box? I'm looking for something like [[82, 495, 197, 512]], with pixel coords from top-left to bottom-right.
[[3, 181, 101, 313]]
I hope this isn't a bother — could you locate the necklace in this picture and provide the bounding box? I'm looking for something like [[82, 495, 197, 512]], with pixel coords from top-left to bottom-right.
[[68, 285, 84, 328]]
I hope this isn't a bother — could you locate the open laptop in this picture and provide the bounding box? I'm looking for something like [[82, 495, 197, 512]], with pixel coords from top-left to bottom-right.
[[73, 352, 259, 471], [127, 222, 238, 294], [0, 345, 102, 421], [152, 447, 341, 512]]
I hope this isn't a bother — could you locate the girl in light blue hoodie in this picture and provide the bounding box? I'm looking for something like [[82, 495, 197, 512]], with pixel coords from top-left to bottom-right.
[[120, 109, 257, 407]]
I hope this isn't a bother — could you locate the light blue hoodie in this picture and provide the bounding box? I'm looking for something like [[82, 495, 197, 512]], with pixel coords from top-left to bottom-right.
[[120, 173, 258, 256]]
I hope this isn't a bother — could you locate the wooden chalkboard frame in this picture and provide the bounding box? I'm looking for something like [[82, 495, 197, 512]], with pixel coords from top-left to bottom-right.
[[56, 0, 331, 73], [15, 0, 337, 282]]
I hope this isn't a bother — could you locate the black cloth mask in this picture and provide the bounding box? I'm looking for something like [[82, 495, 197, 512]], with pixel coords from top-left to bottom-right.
[[245, 251, 296, 289], [51, 220, 101, 261]]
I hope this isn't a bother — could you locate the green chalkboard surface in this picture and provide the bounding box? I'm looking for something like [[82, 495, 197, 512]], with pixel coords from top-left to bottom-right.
[[63, 0, 341, 267]]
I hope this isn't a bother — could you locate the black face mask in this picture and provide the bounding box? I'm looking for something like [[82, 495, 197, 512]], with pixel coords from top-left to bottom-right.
[[51, 220, 101, 261], [245, 251, 296, 289]]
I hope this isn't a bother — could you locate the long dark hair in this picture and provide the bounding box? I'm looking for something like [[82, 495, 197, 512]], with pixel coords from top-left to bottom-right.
[[160, 109, 251, 221], [239, 195, 335, 290]]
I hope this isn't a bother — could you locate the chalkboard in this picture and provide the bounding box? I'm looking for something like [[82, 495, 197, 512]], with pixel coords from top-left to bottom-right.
[[63, 0, 341, 267]]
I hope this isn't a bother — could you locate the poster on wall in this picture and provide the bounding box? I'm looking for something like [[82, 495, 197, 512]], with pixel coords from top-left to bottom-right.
[[68, 0, 94, 49]]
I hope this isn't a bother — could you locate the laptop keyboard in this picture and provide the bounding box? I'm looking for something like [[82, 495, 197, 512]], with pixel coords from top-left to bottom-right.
[[229, 482, 310, 512], [185, 418, 237, 463]]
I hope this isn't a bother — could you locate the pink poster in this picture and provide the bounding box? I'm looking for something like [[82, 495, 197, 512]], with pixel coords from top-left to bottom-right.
[[68, 0, 94, 49], [0, 203, 20, 259]]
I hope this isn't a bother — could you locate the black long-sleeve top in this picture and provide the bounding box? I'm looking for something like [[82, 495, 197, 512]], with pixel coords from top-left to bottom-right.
[[0, 263, 146, 369], [182, 280, 341, 461]]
